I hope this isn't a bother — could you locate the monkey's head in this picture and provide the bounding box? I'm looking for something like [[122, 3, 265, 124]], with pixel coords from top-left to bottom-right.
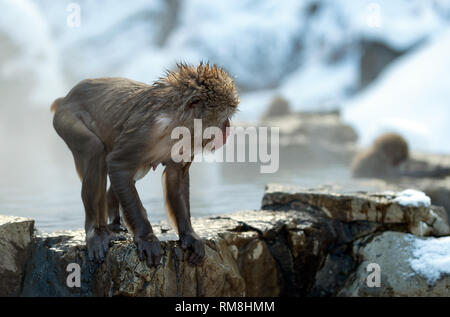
[[373, 133, 409, 166], [158, 62, 239, 147]]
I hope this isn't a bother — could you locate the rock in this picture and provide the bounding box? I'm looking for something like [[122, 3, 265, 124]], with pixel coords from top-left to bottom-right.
[[310, 251, 355, 296], [21, 207, 376, 297], [16, 184, 450, 297], [260, 111, 358, 146], [339, 231, 450, 296], [396, 177, 450, 221], [262, 183, 449, 237], [22, 230, 97, 297], [0, 215, 34, 296], [348, 170, 450, 222], [261, 184, 450, 296], [408, 152, 450, 171], [236, 239, 279, 296], [23, 213, 281, 296], [358, 39, 404, 90]]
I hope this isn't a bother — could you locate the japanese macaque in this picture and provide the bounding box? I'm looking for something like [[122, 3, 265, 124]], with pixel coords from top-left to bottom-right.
[[51, 63, 239, 266], [352, 133, 450, 179], [261, 95, 290, 119]]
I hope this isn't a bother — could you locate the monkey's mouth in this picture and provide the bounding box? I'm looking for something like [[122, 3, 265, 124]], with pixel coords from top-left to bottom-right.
[[222, 118, 230, 145]]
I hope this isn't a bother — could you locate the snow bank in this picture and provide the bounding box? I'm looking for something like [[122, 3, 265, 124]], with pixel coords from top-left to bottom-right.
[[393, 189, 431, 207], [166, 0, 308, 90], [409, 235, 450, 284], [278, 55, 357, 112], [342, 27, 450, 154], [331, 0, 450, 50], [6, 0, 450, 154]]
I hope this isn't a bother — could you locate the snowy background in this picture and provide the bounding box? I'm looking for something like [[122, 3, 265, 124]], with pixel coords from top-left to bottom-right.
[[1, 0, 450, 230], [2, 0, 450, 152]]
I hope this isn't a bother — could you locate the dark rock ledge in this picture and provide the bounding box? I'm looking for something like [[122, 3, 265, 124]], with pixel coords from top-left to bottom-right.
[[1, 184, 449, 297]]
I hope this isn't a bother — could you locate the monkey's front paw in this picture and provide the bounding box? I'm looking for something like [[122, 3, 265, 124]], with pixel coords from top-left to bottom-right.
[[180, 232, 205, 265], [86, 227, 124, 263], [134, 234, 162, 267], [107, 222, 128, 233]]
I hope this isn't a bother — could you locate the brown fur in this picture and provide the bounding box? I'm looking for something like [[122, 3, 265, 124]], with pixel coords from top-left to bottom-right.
[[51, 62, 239, 266], [50, 98, 62, 113], [352, 133, 409, 178]]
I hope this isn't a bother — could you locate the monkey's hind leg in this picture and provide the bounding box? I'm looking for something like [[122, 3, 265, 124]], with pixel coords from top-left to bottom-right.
[[107, 186, 127, 233], [55, 112, 123, 262]]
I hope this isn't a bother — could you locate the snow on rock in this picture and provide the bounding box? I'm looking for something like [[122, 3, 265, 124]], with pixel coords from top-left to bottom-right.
[[393, 189, 431, 207], [409, 235, 450, 284], [340, 231, 450, 296]]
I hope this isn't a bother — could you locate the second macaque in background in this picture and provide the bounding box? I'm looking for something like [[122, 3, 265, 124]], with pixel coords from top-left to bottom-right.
[[352, 133, 450, 179]]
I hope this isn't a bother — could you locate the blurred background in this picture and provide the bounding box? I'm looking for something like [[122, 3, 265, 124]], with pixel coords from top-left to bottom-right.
[[1, 0, 450, 231]]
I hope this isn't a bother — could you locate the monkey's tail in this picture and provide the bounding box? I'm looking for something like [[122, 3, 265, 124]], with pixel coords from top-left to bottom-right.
[[50, 97, 62, 114]]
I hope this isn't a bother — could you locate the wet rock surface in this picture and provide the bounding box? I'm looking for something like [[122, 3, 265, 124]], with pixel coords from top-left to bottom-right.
[[22, 211, 326, 297], [338, 176, 450, 224], [0, 215, 34, 296], [263, 183, 450, 296], [262, 183, 449, 237], [6, 184, 449, 297]]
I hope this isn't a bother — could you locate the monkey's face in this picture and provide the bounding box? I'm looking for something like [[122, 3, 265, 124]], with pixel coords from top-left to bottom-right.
[[174, 63, 239, 148], [193, 90, 238, 149]]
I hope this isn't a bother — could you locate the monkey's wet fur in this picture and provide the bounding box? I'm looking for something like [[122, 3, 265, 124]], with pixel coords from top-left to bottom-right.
[[352, 133, 450, 179], [51, 63, 239, 267]]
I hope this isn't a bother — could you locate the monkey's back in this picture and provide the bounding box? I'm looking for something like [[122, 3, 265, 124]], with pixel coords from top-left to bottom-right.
[[63, 77, 149, 116], [55, 78, 151, 147]]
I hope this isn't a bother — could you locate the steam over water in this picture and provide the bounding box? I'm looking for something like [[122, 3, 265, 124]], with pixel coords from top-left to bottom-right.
[[0, 1, 348, 232], [0, 106, 352, 231], [0, 117, 351, 232]]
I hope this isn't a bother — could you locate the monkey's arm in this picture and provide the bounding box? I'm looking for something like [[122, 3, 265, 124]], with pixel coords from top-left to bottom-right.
[[162, 161, 205, 265], [106, 131, 162, 267]]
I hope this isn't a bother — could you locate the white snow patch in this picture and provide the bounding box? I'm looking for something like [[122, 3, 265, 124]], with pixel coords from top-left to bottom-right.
[[409, 235, 450, 284], [278, 56, 357, 111], [393, 189, 431, 207]]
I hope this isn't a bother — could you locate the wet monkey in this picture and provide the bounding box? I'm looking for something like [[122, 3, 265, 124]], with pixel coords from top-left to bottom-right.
[[52, 63, 239, 266], [352, 133, 409, 178], [352, 133, 450, 179]]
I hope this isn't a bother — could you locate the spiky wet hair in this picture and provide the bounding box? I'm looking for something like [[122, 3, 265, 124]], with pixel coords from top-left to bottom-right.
[[152, 62, 239, 126]]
